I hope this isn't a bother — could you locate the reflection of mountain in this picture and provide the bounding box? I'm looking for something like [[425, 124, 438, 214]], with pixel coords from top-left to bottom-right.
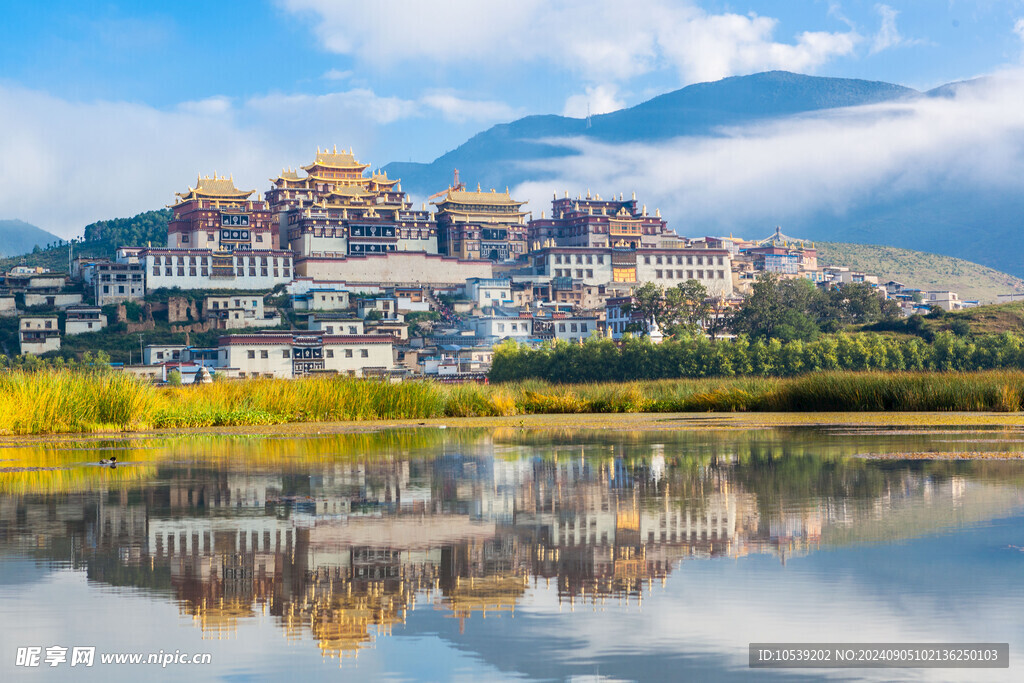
[[2, 442, 1024, 663]]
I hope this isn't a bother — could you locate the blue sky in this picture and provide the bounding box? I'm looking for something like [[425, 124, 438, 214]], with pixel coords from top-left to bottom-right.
[[3, 0, 1024, 236]]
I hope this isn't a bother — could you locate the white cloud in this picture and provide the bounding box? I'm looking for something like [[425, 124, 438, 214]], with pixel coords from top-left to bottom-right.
[[419, 93, 520, 124], [511, 71, 1024, 235], [321, 68, 352, 81], [1014, 17, 1024, 42], [562, 85, 625, 118], [0, 80, 524, 236], [871, 4, 925, 55], [282, 0, 860, 86]]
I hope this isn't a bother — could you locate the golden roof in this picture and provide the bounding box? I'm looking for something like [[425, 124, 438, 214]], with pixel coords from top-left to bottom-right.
[[369, 170, 399, 187], [175, 173, 254, 202], [435, 187, 525, 208], [303, 146, 370, 171], [272, 169, 304, 183]]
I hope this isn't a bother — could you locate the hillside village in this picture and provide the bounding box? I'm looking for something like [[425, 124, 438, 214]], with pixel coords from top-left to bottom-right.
[[0, 147, 982, 382]]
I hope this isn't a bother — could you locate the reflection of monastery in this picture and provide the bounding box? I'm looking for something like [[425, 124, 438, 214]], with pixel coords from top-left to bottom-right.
[[2, 452, 1022, 661]]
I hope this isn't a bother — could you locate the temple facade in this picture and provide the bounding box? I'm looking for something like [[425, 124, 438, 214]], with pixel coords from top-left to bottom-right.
[[433, 185, 528, 261], [168, 174, 277, 251], [527, 191, 683, 251], [266, 147, 437, 258]]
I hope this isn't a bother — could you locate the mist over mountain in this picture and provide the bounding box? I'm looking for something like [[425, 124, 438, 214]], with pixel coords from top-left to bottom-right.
[[0, 219, 63, 258], [384, 71, 1024, 278]]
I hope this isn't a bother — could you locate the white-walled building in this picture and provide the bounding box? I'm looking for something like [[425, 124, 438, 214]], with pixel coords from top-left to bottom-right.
[[23, 292, 83, 309], [202, 295, 280, 329], [549, 316, 598, 343], [19, 316, 60, 355], [357, 297, 401, 321], [473, 316, 534, 345], [139, 248, 293, 291], [91, 262, 145, 305], [605, 296, 644, 340], [465, 278, 512, 308], [307, 314, 364, 336], [64, 305, 107, 335], [217, 332, 395, 378], [144, 345, 187, 365], [292, 288, 351, 311], [531, 247, 734, 296]]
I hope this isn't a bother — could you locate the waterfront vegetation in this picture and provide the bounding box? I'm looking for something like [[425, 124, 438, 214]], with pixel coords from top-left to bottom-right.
[[7, 367, 1024, 435], [489, 331, 1024, 382]]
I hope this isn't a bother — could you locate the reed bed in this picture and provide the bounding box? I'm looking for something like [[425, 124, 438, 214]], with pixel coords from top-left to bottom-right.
[[4, 370, 1024, 436]]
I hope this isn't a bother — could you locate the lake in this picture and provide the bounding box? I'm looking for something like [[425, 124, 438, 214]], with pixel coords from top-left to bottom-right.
[[2, 418, 1024, 681]]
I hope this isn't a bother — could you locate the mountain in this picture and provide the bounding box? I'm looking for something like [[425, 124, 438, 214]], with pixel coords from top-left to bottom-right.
[[384, 71, 917, 197], [815, 242, 1024, 304], [0, 219, 63, 258], [384, 71, 1024, 278]]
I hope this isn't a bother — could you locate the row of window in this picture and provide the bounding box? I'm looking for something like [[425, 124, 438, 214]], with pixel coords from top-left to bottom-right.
[[644, 254, 724, 266], [244, 348, 370, 359], [557, 322, 589, 333], [209, 299, 259, 309], [554, 254, 606, 265], [653, 269, 727, 280], [552, 269, 596, 279], [152, 255, 289, 267], [155, 267, 290, 279], [493, 322, 529, 333]]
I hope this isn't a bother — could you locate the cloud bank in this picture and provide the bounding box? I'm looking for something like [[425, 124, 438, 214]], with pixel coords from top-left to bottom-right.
[[283, 0, 861, 113], [512, 71, 1024, 236], [0, 85, 513, 237]]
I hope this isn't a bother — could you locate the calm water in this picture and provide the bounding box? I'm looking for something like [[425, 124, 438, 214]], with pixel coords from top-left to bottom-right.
[[3, 423, 1024, 681]]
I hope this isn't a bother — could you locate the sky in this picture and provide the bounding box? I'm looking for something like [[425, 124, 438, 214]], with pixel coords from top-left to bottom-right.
[[3, 0, 1024, 238]]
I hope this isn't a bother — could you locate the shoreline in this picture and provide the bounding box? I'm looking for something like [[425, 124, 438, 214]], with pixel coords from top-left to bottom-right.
[[3, 410, 1024, 447]]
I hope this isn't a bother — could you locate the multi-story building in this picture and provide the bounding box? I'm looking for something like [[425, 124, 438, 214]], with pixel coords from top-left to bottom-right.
[[19, 316, 60, 354], [547, 316, 598, 343], [139, 248, 293, 291], [64, 305, 107, 335], [527, 192, 682, 250], [291, 288, 350, 311], [465, 278, 512, 308], [168, 173, 277, 250], [473, 315, 534, 345], [91, 262, 145, 305], [145, 174, 294, 291], [605, 297, 644, 340], [307, 314, 364, 336], [531, 247, 733, 296], [268, 148, 437, 257], [202, 295, 281, 330], [217, 332, 395, 378], [433, 185, 528, 261]]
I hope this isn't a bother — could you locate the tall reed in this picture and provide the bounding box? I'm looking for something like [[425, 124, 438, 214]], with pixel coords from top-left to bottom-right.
[[4, 369, 1024, 436]]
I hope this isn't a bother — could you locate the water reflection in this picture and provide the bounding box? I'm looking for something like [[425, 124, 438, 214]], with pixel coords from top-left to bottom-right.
[[2, 427, 1024, 678]]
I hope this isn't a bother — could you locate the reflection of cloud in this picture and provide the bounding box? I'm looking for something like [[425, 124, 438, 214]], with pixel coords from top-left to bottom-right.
[[512, 71, 1024, 234], [283, 0, 859, 85]]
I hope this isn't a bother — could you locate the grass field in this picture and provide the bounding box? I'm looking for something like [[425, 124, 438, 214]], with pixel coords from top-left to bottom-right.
[[6, 370, 1024, 436]]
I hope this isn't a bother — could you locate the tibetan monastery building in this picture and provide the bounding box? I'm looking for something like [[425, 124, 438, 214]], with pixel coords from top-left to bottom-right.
[[524, 193, 733, 297], [433, 185, 528, 262], [527, 191, 684, 251], [267, 147, 437, 257], [266, 148, 493, 285], [143, 174, 294, 291], [168, 174, 277, 250]]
